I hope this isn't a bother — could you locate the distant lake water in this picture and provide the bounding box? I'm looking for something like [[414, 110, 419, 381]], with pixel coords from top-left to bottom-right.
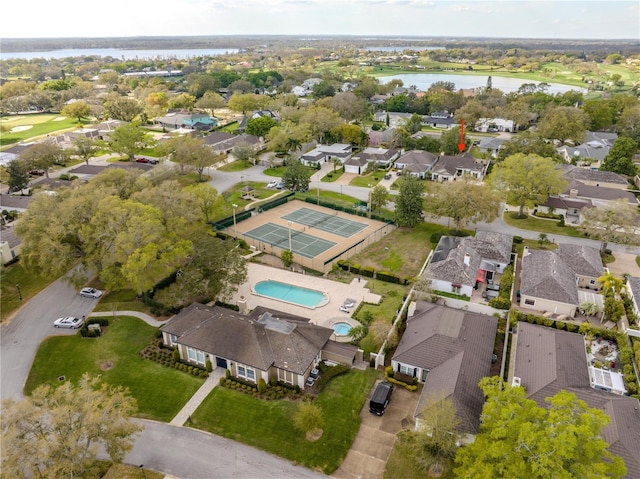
[[379, 73, 587, 94], [1, 48, 239, 61]]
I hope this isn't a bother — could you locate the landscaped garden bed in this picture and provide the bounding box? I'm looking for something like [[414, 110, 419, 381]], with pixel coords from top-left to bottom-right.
[[139, 338, 209, 378]]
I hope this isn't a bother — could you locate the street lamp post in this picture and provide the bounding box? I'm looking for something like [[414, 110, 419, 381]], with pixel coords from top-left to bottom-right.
[[232, 204, 238, 238], [288, 220, 294, 252], [139, 465, 147, 479], [15, 283, 22, 301], [317, 176, 320, 205], [368, 184, 372, 218]]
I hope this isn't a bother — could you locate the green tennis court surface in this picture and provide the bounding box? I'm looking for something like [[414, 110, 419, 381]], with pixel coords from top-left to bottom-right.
[[282, 207, 368, 238], [244, 223, 336, 259]]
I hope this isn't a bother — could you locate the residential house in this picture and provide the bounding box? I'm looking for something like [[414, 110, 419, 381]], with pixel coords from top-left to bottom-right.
[[477, 137, 505, 158], [520, 244, 605, 317], [300, 144, 352, 167], [475, 117, 515, 133], [0, 224, 21, 265], [0, 142, 35, 167], [557, 131, 617, 165], [626, 276, 640, 321], [373, 111, 413, 129], [0, 194, 32, 214], [425, 231, 513, 298], [537, 196, 594, 225], [155, 112, 217, 131], [423, 112, 456, 129], [369, 94, 390, 106], [391, 302, 498, 440], [562, 165, 629, 190], [368, 128, 396, 148], [394, 150, 438, 178], [562, 180, 638, 207], [160, 303, 357, 389], [238, 110, 280, 132], [430, 153, 488, 182], [344, 147, 400, 174], [510, 322, 640, 477], [202, 132, 263, 155]]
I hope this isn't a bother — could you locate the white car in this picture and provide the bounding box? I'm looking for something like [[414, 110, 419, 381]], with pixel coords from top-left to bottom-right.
[[267, 180, 278, 188], [339, 305, 351, 313], [54, 316, 85, 329], [80, 287, 103, 299]]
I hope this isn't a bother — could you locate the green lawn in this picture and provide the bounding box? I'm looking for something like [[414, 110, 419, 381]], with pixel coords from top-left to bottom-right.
[[350, 174, 383, 188], [321, 169, 345, 182], [0, 262, 55, 322], [24, 316, 203, 422], [502, 211, 583, 238], [93, 289, 150, 314], [0, 114, 90, 147], [190, 369, 380, 474], [217, 159, 253, 172]]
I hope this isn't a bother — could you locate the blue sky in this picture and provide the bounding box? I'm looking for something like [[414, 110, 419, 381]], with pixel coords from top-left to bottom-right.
[[2, 0, 638, 39]]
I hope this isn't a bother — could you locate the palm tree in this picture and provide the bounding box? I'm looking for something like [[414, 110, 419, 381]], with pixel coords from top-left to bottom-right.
[[285, 138, 302, 164], [597, 272, 624, 296]]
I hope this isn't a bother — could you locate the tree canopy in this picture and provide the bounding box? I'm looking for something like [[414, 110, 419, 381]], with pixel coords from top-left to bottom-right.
[[104, 95, 143, 122], [395, 174, 425, 227], [577, 199, 640, 251], [455, 377, 627, 479], [281, 159, 311, 192], [600, 137, 638, 176], [108, 123, 154, 161], [487, 153, 567, 216], [61, 100, 91, 122], [245, 115, 278, 138], [1, 374, 142, 479]]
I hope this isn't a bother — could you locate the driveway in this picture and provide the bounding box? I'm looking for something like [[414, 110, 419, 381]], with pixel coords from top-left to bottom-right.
[[332, 381, 420, 479], [606, 252, 640, 277], [1, 273, 99, 400]]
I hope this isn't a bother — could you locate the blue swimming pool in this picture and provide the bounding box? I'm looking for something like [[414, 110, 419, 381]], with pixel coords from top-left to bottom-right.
[[333, 322, 352, 336], [253, 280, 329, 309]]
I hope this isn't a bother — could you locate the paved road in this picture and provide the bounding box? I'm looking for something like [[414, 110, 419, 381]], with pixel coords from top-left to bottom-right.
[[1, 273, 100, 400], [124, 420, 327, 479]]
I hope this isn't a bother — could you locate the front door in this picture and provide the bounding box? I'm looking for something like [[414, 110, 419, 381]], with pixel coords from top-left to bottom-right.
[[216, 357, 227, 369]]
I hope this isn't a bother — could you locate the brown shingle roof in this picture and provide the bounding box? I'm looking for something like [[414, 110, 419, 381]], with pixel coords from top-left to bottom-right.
[[394, 302, 498, 434], [520, 250, 580, 305]]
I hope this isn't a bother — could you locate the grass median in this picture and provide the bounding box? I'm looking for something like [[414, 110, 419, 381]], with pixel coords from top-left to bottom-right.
[[24, 316, 203, 422]]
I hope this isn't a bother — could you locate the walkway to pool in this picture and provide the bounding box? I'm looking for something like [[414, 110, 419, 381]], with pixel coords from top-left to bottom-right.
[[231, 263, 382, 333]]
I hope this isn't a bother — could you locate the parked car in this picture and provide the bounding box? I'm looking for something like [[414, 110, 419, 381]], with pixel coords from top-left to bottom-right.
[[384, 173, 392, 180], [267, 180, 278, 188], [339, 305, 351, 313], [28, 169, 45, 176], [80, 287, 103, 299], [396, 170, 403, 176], [135, 157, 159, 164], [276, 182, 284, 190], [369, 381, 394, 416], [54, 316, 85, 329]]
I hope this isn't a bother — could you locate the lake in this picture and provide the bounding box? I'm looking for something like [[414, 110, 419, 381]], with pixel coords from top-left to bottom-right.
[[1, 48, 239, 61], [378, 73, 587, 94]]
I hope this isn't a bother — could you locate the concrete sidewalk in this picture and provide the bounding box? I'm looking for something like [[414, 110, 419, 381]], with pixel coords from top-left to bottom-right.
[[169, 368, 225, 426], [88, 310, 165, 327]]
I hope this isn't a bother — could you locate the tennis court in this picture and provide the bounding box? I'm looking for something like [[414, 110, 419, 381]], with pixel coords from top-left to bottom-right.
[[282, 207, 368, 238], [244, 222, 337, 259]]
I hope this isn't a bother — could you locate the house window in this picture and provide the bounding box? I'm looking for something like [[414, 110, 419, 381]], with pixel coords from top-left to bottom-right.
[[237, 364, 256, 383], [524, 299, 535, 306], [451, 284, 462, 294], [196, 350, 205, 364], [399, 364, 413, 376], [170, 334, 178, 346], [187, 347, 196, 362]]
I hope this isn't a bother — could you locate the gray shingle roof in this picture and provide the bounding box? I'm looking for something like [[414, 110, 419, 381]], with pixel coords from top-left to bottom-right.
[[565, 180, 638, 204], [626, 277, 640, 307], [161, 303, 332, 375], [542, 196, 593, 210], [520, 250, 580, 305], [396, 150, 438, 171], [563, 165, 628, 186], [513, 323, 640, 478], [432, 153, 485, 177], [0, 194, 32, 210], [557, 243, 604, 278], [394, 302, 498, 434]]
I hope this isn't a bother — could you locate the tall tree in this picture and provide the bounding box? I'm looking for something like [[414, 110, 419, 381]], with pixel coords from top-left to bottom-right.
[[104, 95, 143, 122], [281, 159, 311, 192], [487, 153, 567, 217], [455, 377, 627, 479], [395, 174, 425, 227], [186, 183, 225, 223], [299, 105, 343, 141], [369, 184, 390, 214], [496, 131, 561, 162], [536, 105, 588, 143], [7, 159, 30, 193], [160, 134, 221, 181], [195, 91, 226, 116], [245, 115, 278, 138], [72, 135, 99, 165], [578, 199, 640, 251], [227, 93, 259, 115], [61, 100, 91, 122], [312, 80, 336, 99], [232, 142, 258, 166], [600, 137, 638, 176], [266, 121, 311, 155], [426, 179, 500, 231], [1, 374, 142, 479], [440, 126, 470, 155], [18, 141, 67, 178], [325, 91, 368, 121], [108, 123, 154, 161]]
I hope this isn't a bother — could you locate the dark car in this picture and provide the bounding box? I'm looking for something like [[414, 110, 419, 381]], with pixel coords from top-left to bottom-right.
[[28, 169, 45, 176], [135, 157, 158, 164], [384, 173, 392, 180], [369, 381, 394, 416]]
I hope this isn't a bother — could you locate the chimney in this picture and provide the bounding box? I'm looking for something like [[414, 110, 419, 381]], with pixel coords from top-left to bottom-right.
[[237, 295, 248, 314], [463, 254, 471, 266], [569, 189, 578, 198]]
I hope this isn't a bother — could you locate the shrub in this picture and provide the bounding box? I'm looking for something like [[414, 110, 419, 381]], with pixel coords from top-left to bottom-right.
[[349, 263, 361, 275], [257, 378, 267, 393], [566, 323, 579, 332], [205, 359, 212, 372], [555, 321, 566, 330], [225, 369, 231, 379], [362, 266, 375, 278], [488, 297, 512, 310], [430, 233, 443, 245], [172, 349, 180, 363], [513, 236, 523, 244]]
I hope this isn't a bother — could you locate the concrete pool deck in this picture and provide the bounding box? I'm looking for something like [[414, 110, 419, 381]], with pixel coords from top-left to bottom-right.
[[232, 263, 381, 335]]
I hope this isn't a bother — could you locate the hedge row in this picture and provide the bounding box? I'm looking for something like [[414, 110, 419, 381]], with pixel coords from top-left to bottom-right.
[[336, 260, 407, 285], [80, 318, 109, 338], [384, 366, 418, 391]]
